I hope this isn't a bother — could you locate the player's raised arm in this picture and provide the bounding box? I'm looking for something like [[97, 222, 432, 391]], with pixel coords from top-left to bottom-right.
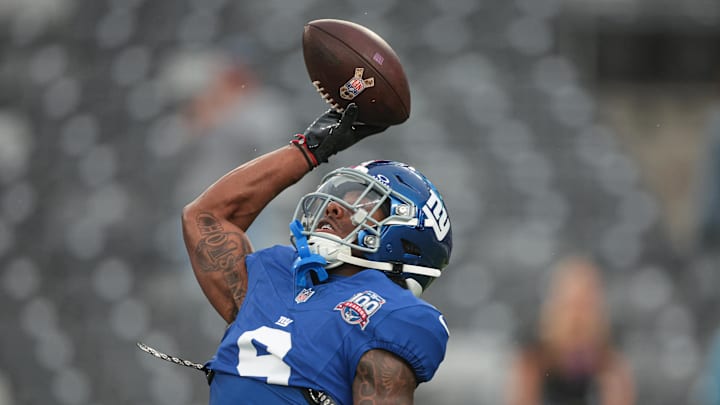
[[181, 104, 385, 323], [181, 145, 309, 323]]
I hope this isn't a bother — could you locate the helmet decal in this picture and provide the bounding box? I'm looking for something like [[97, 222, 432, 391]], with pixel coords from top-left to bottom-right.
[[422, 188, 450, 241], [374, 174, 390, 187]]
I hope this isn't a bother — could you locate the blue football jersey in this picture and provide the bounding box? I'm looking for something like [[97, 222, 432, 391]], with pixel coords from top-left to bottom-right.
[[206, 245, 449, 405]]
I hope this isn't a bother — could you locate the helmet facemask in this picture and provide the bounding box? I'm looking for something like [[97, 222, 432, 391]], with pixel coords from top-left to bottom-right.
[[292, 169, 408, 268]]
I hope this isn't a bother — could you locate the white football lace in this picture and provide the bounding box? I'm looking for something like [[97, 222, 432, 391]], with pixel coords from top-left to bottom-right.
[[312, 80, 343, 112]]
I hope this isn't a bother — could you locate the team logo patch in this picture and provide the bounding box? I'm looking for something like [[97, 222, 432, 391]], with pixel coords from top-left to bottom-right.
[[339, 68, 375, 101], [334, 290, 385, 330], [295, 288, 315, 303]]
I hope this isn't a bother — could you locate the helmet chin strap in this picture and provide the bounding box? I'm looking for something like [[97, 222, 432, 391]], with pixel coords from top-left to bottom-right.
[[335, 253, 441, 278], [336, 253, 439, 297], [307, 236, 440, 297]]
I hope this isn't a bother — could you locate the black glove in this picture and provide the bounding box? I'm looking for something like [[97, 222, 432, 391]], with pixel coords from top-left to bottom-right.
[[292, 103, 388, 168]]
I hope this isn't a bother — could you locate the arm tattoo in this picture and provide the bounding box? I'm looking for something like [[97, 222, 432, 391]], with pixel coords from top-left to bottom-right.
[[193, 212, 251, 308], [354, 350, 416, 405]]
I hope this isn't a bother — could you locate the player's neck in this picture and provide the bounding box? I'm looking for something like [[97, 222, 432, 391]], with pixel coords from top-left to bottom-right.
[[329, 263, 364, 278]]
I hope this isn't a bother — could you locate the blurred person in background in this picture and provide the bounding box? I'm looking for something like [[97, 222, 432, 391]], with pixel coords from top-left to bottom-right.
[[505, 256, 635, 405], [699, 328, 720, 405], [696, 109, 720, 253], [183, 59, 259, 137], [181, 103, 453, 404]]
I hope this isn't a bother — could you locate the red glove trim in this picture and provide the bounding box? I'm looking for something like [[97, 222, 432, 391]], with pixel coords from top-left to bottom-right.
[[291, 134, 318, 169]]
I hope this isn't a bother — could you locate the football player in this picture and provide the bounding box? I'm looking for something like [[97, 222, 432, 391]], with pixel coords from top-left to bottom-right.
[[182, 103, 453, 404]]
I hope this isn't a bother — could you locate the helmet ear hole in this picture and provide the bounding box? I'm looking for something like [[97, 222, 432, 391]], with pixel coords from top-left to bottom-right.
[[401, 239, 421, 256]]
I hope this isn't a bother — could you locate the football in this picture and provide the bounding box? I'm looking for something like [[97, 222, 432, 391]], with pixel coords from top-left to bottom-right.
[[302, 19, 411, 126]]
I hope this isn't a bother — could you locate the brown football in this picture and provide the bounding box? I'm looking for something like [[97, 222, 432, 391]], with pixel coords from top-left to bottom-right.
[[302, 19, 411, 126]]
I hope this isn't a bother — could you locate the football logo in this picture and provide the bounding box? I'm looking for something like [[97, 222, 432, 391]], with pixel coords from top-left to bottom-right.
[[339, 68, 375, 100], [335, 290, 385, 329]]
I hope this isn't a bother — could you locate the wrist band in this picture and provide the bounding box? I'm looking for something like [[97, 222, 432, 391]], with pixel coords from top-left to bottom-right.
[[291, 134, 318, 169]]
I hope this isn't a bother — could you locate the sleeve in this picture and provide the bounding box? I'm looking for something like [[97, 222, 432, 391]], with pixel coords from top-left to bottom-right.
[[244, 244, 297, 278], [243, 245, 299, 303], [353, 305, 450, 383]]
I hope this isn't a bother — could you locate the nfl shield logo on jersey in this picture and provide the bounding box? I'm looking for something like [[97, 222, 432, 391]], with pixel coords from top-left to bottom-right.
[[334, 290, 386, 330], [295, 288, 315, 303]]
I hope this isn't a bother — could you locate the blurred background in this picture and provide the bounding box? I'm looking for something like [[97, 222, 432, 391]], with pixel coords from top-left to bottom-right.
[[1, 0, 719, 404]]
